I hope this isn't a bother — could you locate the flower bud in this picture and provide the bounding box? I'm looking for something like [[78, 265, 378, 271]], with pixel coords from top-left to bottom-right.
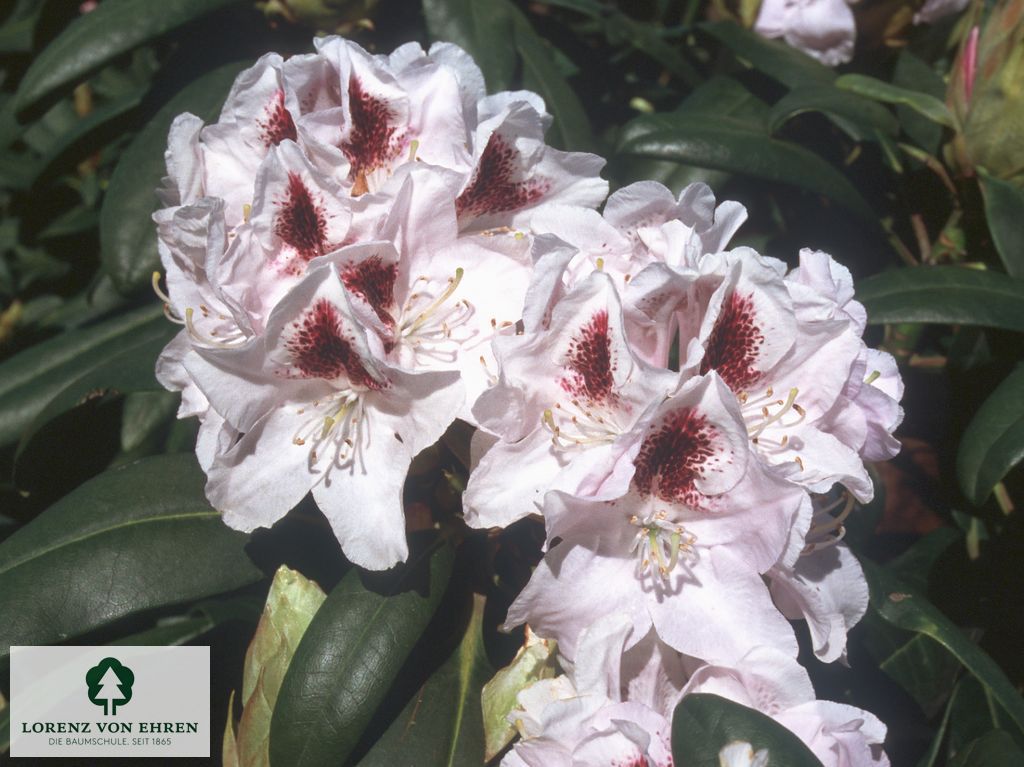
[[947, 0, 1024, 184], [257, 0, 378, 33]]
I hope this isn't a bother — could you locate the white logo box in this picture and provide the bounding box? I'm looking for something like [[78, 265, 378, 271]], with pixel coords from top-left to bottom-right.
[[10, 645, 210, 758]]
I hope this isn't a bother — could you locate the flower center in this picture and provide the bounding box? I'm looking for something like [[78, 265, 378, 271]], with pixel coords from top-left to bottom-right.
[[629, 510, 697, 578], [290, 389, 366, 468], [393, 268, 476, 361], [802, 491, 854, 555], [740, 386, 807, 470], [541, 400, 622, 450]]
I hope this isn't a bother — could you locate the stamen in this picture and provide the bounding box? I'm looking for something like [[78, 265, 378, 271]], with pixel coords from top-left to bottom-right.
[[630, 512, 697, 578], [403, 268, 465, 336], [865, 369, 881, 385], [407, 139, 419, 162], [748, 387, 800, 439]]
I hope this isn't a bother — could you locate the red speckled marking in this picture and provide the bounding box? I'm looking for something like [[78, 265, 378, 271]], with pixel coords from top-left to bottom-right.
[[274, 173, 328, 269], [259, 90, 297, 147], [560, 310, 616, 404], [285, 299, 382, 389], [633, 407, 716, 505], [341, 256, 398, 328], [700, 291, 764, 392], [456, 132, 549, 219], [341, 76, 402, 178]]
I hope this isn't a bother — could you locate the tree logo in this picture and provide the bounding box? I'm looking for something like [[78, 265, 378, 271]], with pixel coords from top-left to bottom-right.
[[85, 657, 135, 715]]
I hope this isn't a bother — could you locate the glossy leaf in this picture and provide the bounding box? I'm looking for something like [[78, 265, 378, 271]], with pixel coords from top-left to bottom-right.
[[767, 84, 899, 137], [14, 318, 176, 489], [14, 0, 241, 113], [862, 559, 1024, 736], [0, 303, 165, 449], [422, 0, 517, 90], [946, 676, 1024, 759], [835, 74, 956, 129], [512, 17, 591, 151], [948, 729, 1024, 767], [957, 365, 1024, 505], [856, 267, 1024, 332], [100, 61, 247, 293], [357, 594, 493, 767], [269, 538, 454, 767], [701, 21, 835, 88], [978, 171, 1024, 279], [892, 51, 946, 155], [672, 693, 824, 767], [0, 453, 261, 659], [617, 117, 875, 221]]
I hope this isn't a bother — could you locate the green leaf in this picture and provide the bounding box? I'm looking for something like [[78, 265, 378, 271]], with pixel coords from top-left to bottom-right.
[[225, 566, 327, 767], [947, 676, 1024, 759], [672, 693, 824, 767], [892, 51, 946, 155], [0, 0, 45, 54], [862, 558, 1024, 736], [0, 453, 261, 660], [509, 7, 592, 150], [269, 537, 454, 767], [835, 74, 956, 130], [856, 267, 1024, 332], [422, 0, 591, 150], [957, 365, 1024, 505], [27, 86, 148, 186], [767, 84, 900, 138], [700, 21, 835, 89], [14, 316, 176, 489], [949, 730, 1024, 767], [357, 594, 493, 767], [109, 596, 259, 647], [0, 690, 7, 755], [422, 0, 517, 90], [14, 0, 242, 114], [617, 116, 875, 221], [100, 61, 247, 293], [0, 303, 166, 449], [481, 628, 558, 760], [978, 171, 1024, 279]]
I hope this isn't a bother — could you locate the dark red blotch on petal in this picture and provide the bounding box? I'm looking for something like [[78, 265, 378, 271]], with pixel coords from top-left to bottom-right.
[[341, 256, 398, 328], [274, 172, 328, 266], [560, 310, 617, 404], [633, 407, 716, 505], [700, 291, 765, 392], [259, 90, 298, 147], [341, 76, 401, 179], [286, 298, 382, 389], [456, 132, 549, 219]]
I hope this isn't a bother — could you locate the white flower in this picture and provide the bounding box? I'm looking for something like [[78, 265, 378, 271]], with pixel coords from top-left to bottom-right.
[[753, 0, 857, 66], [719, 741, 770, 767]]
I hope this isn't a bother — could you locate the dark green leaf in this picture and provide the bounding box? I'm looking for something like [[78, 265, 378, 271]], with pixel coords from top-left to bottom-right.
[[672, 693, 824, 767], [0, 0, 45, 54], [946, 677, 1024, 759], [12, 319, 177, 492], [893, 51, 945, 155], [269, 538, 454, 767], [676, 76, 770, 129], [835, 74, 955, 129], [422, 0, 517, 90], [856, 267, 1024, 332], [110, 595, 259, 646], [957, 365, 1024, 505], [28, 86, 148, 185], [512, 14, 592, 151], [617, 117, 875, 221], [768, 84, 900, 138], [948, 729, 1024, 767], [14, 0, 242, 114], [978, 171, 1024, 279], [100, 61, 247, 293], [0, 303, 166, 449], [0, 453, 261, 660], [357, 594, 492, 767], [701, 21, 835, 88], [862, 559, 1024, 736]]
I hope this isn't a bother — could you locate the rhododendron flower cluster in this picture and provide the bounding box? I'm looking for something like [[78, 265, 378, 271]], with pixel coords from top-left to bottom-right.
[[155, 36, 902, 765]]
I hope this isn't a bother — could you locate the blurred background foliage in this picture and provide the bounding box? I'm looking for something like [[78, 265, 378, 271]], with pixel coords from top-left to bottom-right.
[[0, 0, 1023, 765]]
